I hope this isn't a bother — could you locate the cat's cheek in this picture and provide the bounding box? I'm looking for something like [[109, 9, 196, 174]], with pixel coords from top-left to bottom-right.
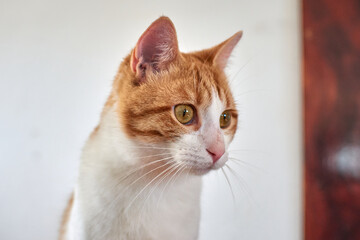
[[211, 152, 229, 169]]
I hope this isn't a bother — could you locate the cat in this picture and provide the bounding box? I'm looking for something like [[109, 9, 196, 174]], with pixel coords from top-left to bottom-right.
[[59, 16, 242, 240]]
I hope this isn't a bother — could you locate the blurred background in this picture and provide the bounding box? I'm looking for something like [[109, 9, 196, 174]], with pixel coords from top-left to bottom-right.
[[0, 0, 302, 239]]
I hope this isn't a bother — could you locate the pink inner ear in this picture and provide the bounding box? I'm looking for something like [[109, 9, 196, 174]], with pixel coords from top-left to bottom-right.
[[213, 31, 243, 69], [131, 17, 179, 74]]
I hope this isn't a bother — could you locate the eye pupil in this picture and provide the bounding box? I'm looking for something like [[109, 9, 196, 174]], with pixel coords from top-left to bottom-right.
[[183, 109, 187, 117]]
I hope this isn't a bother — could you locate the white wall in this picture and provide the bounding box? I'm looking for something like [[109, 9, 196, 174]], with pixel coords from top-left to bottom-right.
[[0, 0, 302, 239]]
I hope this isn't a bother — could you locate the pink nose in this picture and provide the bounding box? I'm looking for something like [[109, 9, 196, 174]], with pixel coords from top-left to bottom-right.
[[206, 146, 225, 163]]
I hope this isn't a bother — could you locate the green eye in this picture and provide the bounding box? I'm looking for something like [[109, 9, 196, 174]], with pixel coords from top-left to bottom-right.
[[174, 104, 194, 124], [220, 111, 231, 128]]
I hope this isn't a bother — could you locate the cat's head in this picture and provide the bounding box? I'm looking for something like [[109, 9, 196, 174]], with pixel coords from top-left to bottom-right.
[[111, 17, 242, 175]]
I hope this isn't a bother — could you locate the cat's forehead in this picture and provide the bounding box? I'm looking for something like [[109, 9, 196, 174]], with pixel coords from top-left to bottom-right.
[[144, 62, 233, 109], [183, 57, 234, 108]]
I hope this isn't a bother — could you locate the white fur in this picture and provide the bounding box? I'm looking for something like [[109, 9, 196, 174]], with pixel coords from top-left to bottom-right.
[[64, 89, 232, 240]]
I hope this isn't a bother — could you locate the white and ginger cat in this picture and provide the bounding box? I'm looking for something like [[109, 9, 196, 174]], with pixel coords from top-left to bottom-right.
[[59, 16, 242, 240]]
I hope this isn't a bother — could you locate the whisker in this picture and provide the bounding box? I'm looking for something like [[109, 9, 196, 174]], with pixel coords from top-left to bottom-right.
[[228, 149, 265, 154], [114, 156, 175, 185], [155, 164, 183, 209], [137, 162, 183, 224], [122, 159, 175, 190], [126, 146, 177, 151], [157, 164, 188, 208], [136, 152, 172, 159], [172, 164, 188, 185], [232, 73, 256, 91], [229, 57, 253, 86], [221, 167, 236, 205], [225, 163, 256, 206], [155, 164, 185, 209], [90, 158, 175, 225], [147, 162, 183, 203], [228, 157, 263, 172], [124, 162, 178, 213]]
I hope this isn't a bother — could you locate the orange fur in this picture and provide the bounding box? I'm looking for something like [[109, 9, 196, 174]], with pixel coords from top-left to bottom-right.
[[58, 193, 74, 240]]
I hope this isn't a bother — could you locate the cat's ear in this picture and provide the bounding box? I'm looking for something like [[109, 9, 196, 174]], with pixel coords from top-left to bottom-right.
[[195, 31, 242, 70], [130, 17, 179, 83], [212, 31, 242, 69]]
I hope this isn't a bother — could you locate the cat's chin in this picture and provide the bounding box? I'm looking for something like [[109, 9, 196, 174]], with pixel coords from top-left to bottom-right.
[[190, 166, 227, 176], [190, 167, 212, 176], [190, 164, 225, 176], [186, 153, 229, 176]]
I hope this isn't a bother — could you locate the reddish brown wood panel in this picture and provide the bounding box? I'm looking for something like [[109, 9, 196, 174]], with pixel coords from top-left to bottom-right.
[[303, 0, 360, 239]]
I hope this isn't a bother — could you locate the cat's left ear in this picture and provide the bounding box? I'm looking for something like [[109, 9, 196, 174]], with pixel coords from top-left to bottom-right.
[[130, 17, 179, 83], [213, 31, 242, 69]]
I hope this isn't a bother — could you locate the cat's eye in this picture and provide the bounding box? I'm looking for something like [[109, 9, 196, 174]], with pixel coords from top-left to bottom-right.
[[220, 110, 231, 128], [174, 104, 194, 124]]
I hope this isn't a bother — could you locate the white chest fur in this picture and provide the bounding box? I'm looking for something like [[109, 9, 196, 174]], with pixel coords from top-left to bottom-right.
[[65, 108, 202, 240]]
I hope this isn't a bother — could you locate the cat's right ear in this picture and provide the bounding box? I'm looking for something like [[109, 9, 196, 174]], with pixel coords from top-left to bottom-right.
[[130, 17, 179, 84]]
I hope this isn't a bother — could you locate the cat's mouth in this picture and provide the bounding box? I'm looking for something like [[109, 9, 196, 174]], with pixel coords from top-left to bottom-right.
[[182, 152, 229, 176]]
